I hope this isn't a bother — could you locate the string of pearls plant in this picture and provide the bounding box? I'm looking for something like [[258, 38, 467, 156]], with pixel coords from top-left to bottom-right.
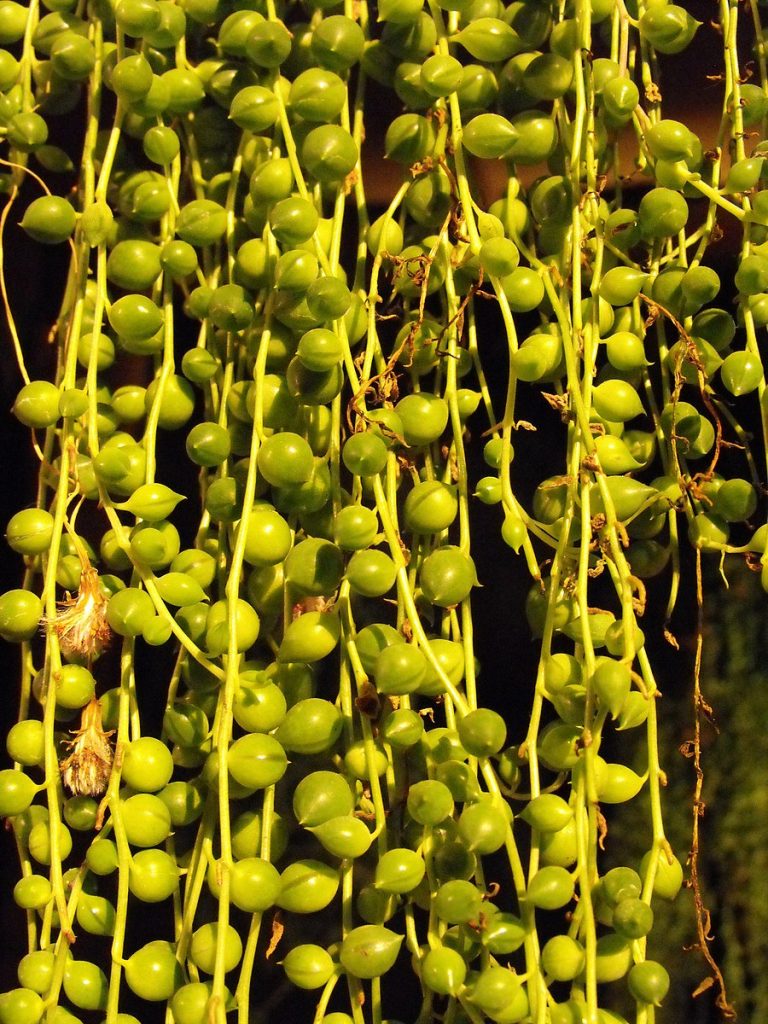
[[0, 0, 764, 1021]]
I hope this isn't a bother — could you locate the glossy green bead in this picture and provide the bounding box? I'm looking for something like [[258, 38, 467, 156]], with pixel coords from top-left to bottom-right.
[[375, 847, 425, 893], [380, 708, 424, 748], [522, 52, 572, 101], [0, 589, 43, 642], [242, 505, 291, 566], [526, 865, 575, 909], [339, 925, 403, 979], [55, 664, 96, 709], [284, 537, 343, 595], [342, 432, 388, 476], [283, 945, 335, 990], [384, 113, 436, 163], [0, 1, 28, 44], [720, 350, 762, 396], [372, 642, 425, 695], [407, 779, 454, 825], [457, 799, 509, 854], [278, 610, 340, 663], [277, 859, 340, 913], [293, 771, 354, 827], [163, 701, 209, 746], [434, 879, 483, 924], [6, 719, 44, 766], [161, 67, 204, 113], [185, 421, 231, 467], [613, 896, 654, 939], [602, 76, 639, 124], [420, 545, 476, 607], [20, 195, 76, 243], [469, 965, 525, 1018], [276, 697, 342, 754], [455, 17, 520, 61], [289, 68, 346, 121], [286, 358, 343, 405], [122, 736, 173, 791], [592, 657, 632, 717], [229, 84, 278, 132], [63, 958, 110, 1012], [228, 733, 287, 789], [221, 857, 278, 913], [593, 379, 644, 422], [6, 509, 54, 555], [107, 239, 162, 290], [726, 156, 764, 192], [276, 249, 318, 293], [628, 960, 670, 1004], [17, 950, 56, 996], [129, 520, 180, 570], [182, 347, 219, 384], [302, 124, 358, 182], [49, 30, 94, 80], [689, 511, 730, 550], [306, 276, 351, 320], [331, 505, 377, 550], [7, 111, 48, 151], [346, 549, 397, 597], [310, 15, 365, 72], [118, 483, 185, 521], [479, 236, 520, 277], [605, 331, 646, 372], [0, 988, 44, 1024], [249, 159, 293, 206], [115, 0, 162, 35], [520, 793, 573, 833], [599, 266, 648, 307], [639, 4, 699, 54], [404, 480, 457, 533], [353, 625, 401, 678], [418, 637, 466, 696], [269, 196, 319, 247], [377, 0, 423, 21], [210, 282, 256, 329], [158, 780, 204, 827], [13, 381, 60, 429], [344, 738, 388, 780], [462, 112, 518, 159], [310, 815, 373, 859], [257, 432, 313, 487], [176, 199, 227, 246], [169, 983, 223, 1024], [638, 187, 689, 239], [456, 708, 506, 757], [108, 293, 163, 341], [112, 53, 153, 100], [395, 392, 448, 445], [211, 6, 259, 51], [242, 19, 291, 67], [205, 598, 260, 655], [27, 820, 72, 865], [0, 769, 37, 816], [456, 62, 498, 114], [640, 849, 684, 899], [74, 891, 116, 936], [540, 935, 585, 982], [124, 941, 183, 998]]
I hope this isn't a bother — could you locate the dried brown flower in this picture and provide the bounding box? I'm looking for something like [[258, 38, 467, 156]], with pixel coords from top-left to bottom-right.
[[46, 566, 112, 661], [60, 698, 114, 797]]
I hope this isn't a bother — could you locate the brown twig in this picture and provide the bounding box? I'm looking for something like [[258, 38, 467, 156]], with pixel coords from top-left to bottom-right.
[[685, 548, 737, 1019]]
